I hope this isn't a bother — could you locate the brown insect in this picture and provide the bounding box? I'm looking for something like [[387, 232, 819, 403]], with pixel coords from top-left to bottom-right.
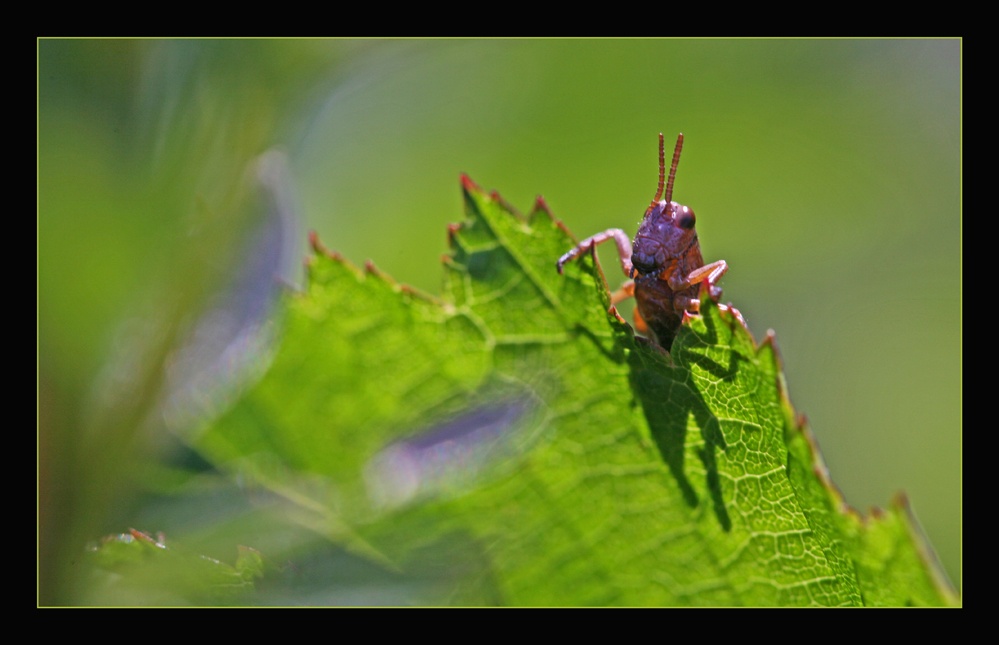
[[556, 133, 728, 348]]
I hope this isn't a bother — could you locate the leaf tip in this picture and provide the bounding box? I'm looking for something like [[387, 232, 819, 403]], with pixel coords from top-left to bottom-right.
[[790, 409, 860, 521], [308, 229, 330, 256], [308, 230, 348, 262], [532, 194, 552, 216], [460, 173, 482, 194], [361, 257, 439, 304], [488, 189, 525, 221], [364, 259, 385, 277], [888, 492, 961, 605], [528, 194, 559, 226]]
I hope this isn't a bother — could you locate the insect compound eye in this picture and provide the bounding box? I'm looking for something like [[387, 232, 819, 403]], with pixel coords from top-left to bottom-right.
[[676, 205, 696, 230]]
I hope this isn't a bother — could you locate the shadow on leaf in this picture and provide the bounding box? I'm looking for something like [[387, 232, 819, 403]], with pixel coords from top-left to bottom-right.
[[626, 321, 745, 532]]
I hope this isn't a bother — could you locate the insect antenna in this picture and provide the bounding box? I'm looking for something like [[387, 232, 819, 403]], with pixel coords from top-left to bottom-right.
[[664, 133, 684, 204], [652, 132, 666, 204]]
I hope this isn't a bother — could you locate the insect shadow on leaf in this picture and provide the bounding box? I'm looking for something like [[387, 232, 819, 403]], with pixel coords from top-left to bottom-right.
[[627, 308, 746, 532]]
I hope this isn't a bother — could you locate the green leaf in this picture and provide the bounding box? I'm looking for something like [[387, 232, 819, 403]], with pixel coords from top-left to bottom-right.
[[84, 529, 263, 606], [193, 175, 958, 606]]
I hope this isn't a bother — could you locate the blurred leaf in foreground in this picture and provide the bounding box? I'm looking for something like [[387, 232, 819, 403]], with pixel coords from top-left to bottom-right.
[[84, 529, 262, 606], [187, 175, 957, 606]]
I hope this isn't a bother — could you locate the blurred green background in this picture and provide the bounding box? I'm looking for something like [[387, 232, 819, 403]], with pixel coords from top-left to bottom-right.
[[38, 39, 960, 603]]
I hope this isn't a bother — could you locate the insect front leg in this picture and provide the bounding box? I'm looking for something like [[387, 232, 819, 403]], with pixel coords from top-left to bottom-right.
[[556, 228, 634, 278]]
